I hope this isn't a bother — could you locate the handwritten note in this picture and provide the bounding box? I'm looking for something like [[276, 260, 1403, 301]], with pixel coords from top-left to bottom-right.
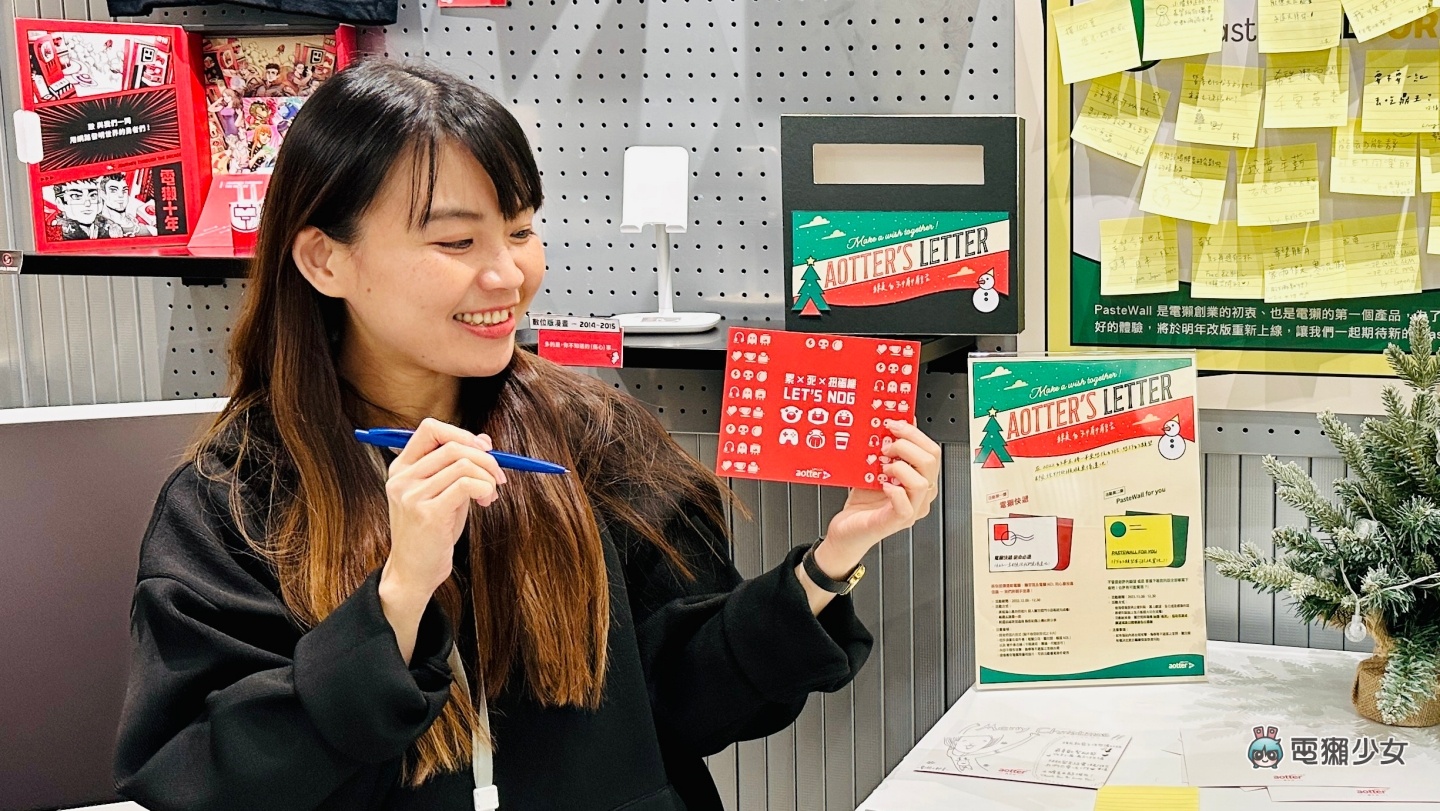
[[914, 723, 1131, 790], [1192, 220, 1269, 299], [1100, 216, 1180, 295], [1055, 0, 1141, 84], [1072, 74, 1172, 166], [1362, 49, 1440, 133], [1342, 0, 1432, 42], [1421, 133, 1440, 192], [1238, 144, 1320, 225], [1264, 223, 1349, 302], [1095, 785, 1199, 811], [1259, 0, 1343, 53], [1342, 212, 1421, 296], [1143, 0, 1223, 60], [1332, 119, 1418, 196], [1429, 194, 1440, 254], [1139, 144, 1229, 223], [1264, 47, 1349, 129], [1176, 63, 1265, 148]]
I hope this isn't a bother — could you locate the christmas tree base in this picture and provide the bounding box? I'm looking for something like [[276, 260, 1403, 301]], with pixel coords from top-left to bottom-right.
[[1352, 654, 1440, 727]]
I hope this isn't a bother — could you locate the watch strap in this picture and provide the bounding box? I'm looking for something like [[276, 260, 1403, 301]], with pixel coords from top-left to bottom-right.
[[802, 540, 866, 596]]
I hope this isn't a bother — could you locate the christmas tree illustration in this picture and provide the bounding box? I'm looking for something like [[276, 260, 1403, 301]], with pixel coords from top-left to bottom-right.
[[974, 407, 1012, 468], [793, 256, 830, 317]]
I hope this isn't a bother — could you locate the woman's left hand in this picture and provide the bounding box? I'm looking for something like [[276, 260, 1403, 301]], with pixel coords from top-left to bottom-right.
[[821, 419, 942, 558]]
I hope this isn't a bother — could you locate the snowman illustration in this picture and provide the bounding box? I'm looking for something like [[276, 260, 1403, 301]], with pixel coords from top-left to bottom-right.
[[1158, 416, 1186, 460], [972, 270, 1000, 313]]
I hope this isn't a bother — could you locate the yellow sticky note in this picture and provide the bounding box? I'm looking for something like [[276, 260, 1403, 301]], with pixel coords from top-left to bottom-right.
[[1095, 785, 1199, 811], [1072, 74, 1172, 166], [1055, 0, 1141, 84], [1332, 120, 1417, 196], [1429, 194, 1440, 254], [1100, 216, 1180, 295], [1421, 133, 1440, 192], [1342, 0, 1432, 42], [1139, 144, 1229, 223], [1143, 0, 1224, 61], [1259, 0, 1343, 53], [1238, 144, 1321, 226], [1362, 50, 1440, 133], [1176, 63, 1265, 148], [1192, 220, 1269, 299], [1105, 514, 1177, 569], [1264, 223, 1348, 302], [1264, 48, 1349, 129], [1342, 213, 1421, 296]]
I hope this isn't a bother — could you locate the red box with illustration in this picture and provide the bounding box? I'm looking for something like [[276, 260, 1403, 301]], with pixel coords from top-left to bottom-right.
[[15, 18, 211, 252]]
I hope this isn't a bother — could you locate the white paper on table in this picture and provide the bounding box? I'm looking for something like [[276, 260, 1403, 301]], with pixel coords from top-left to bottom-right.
[[1180, 727, 1440, 791], [1268, 784, 1440, 802], [912, 722, 1130, 789], [1201, 787, 1440, 811]]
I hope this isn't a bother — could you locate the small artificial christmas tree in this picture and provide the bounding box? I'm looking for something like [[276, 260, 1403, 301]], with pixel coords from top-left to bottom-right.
[[1205, 312, 1440, 726]]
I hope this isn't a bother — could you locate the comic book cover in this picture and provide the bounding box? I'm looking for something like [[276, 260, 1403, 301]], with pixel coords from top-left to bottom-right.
[[15, 19, 210, 252], [201, 29, 355, 175]]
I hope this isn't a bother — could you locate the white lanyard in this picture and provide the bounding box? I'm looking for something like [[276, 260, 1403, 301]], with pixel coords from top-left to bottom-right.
[[446, 645, 498, 811]]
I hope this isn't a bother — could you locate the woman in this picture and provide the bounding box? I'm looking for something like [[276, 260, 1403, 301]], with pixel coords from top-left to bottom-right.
[[114, 59, 941, 811]]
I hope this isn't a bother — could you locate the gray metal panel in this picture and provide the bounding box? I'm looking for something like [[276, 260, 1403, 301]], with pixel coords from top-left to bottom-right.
[[943, 443, 975, 707], [788, 483, 825, 811], [761, 480, 796, 811], [880, 525, 913, 777], [1238, 454, 1277, 645], [908, 479, 945, 745], [818, 484, 853, 811], [1272, 457, 1312, 648], [1204, 454, 1240, 643]]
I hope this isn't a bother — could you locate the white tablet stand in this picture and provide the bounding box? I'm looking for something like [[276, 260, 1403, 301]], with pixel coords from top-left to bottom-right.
[[613, 146, 721, 333]]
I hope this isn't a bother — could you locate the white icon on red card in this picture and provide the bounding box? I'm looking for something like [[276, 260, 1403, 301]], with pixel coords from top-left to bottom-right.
[[835, 432, 850, 450], [749, 443, 760, 454], [833, 340, 844, 350], [877, 344, 888, 355], [747, 461, 759, 473], [753, 407, 765, 419], [805, 338, 816, 348], [807, 407, 829, 425], [865, 472, 876, 483], [818, 339, 830, 349], [753, 426, 763, 438], [758, 353, 770, 364], [757, 371, 768, 383], [781, 406, 803, 423], [779, 428, 800, 445], [722, 460, 733, 471], [875, 362, 887, 373], [806, 430, 826, 449], [836, 410, 854, 426]]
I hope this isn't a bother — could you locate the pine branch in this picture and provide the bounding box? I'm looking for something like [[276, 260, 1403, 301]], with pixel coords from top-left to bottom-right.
[[1263, 456, 1350, 534], [1319, 411, 1365, 471], [1377, 633, 1440, 725]]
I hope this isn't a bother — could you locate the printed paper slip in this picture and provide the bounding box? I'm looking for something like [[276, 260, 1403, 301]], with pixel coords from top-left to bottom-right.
[[716, 328, 919, 490], [1267, 784, 1440, 802], [1179, 726, 1440, 790], [988, 515, 1074, 572], [913, 722, 1130, 790]]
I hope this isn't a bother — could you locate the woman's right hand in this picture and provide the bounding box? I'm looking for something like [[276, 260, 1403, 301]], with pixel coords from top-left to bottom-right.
[[378, 418, 506, 662]]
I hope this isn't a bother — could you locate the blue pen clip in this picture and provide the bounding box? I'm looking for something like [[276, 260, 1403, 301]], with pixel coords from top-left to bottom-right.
[[353, 428, 569, 474]]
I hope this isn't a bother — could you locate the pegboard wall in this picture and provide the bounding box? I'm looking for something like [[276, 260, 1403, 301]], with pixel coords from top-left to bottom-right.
[[0, 0, 1016, 407]]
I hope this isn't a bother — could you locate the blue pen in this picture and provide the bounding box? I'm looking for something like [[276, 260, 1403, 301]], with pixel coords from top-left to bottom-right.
[[353, 428, 570, 474]]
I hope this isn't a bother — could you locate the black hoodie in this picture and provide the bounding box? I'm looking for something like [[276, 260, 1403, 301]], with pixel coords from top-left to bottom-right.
[[113, 418, 872, 810]]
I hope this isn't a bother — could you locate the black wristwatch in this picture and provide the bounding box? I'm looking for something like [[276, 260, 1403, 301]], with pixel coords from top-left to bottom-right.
[[802, 540, 866, 596]]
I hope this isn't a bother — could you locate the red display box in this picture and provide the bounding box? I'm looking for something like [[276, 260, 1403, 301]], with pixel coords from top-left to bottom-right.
[[15, 19, 211, 253]]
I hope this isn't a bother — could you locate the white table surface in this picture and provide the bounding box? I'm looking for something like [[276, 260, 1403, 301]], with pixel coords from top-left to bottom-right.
[[858, 641, 1440, 811]]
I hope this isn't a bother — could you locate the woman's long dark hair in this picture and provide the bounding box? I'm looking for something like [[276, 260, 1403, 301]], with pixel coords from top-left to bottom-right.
[[196, 59, 729, 785]]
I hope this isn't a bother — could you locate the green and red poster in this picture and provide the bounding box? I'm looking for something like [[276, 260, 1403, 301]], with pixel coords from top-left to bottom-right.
[[969, 352, 1207, 689], [791, 210, 1012, 313]]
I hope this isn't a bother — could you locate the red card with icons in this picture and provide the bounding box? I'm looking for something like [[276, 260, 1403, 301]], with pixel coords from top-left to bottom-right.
[[717, 327, 921, 489]]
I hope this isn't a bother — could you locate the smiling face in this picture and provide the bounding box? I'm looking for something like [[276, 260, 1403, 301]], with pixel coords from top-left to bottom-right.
[[323, 141, 545, 381]]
